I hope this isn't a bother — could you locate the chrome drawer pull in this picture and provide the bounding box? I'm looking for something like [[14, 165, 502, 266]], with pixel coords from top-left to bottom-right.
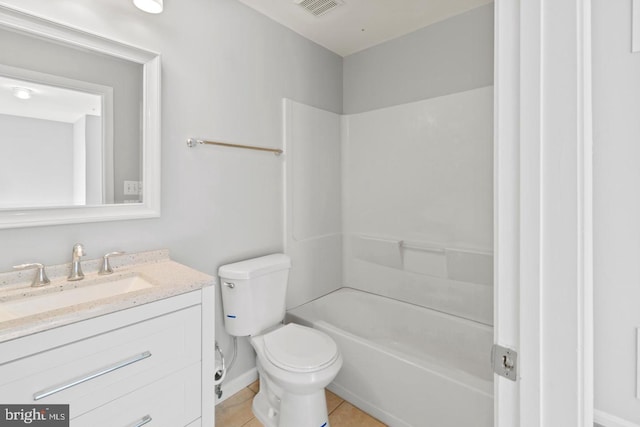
[[130, 415, 152, 427], [33, 351, 152, 401]]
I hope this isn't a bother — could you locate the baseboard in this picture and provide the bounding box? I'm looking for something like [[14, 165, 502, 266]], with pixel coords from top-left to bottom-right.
[[594, 410, 640, 427], [215, 367, 258, 405]]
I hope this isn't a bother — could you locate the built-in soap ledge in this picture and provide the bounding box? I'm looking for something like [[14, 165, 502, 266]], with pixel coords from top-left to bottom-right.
[[351, 234, 493, 286], [352, 235, 403, 269]]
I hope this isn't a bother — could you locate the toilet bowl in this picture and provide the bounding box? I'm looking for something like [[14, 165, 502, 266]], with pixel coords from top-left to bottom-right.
[[250, 323, 343, 427], [218, 254, 342, 427]]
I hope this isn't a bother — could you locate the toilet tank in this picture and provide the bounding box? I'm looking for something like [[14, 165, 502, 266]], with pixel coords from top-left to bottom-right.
[[218, 254, 291, 337]]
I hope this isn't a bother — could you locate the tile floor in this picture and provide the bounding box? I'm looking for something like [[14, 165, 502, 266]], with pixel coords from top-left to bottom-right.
[[215, 380, 387, 427]]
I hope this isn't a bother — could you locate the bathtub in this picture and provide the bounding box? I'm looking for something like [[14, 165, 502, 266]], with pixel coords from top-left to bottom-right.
[[286, 288, 493, 427]]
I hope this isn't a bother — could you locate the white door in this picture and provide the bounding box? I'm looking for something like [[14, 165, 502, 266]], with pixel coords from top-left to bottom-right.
[[494, 1, 593, 426]]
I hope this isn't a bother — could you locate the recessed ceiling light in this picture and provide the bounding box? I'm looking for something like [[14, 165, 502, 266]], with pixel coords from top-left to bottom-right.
[[133, 0, 163, 14], [12, 87, 32, 100]]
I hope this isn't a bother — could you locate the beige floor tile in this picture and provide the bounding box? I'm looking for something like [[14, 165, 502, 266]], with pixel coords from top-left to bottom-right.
[[247, 380, 260, 394], [325, 390, 344, 414], [328, 402, 387, 427], [217, 386, 381, 427], [216, 387, 256, 427], [241, 417, 264, 427]]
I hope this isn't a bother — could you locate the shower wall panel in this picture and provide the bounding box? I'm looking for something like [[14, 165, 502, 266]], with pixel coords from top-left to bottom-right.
[[342, 86, 494, 324], [283, 99, 343, 309]]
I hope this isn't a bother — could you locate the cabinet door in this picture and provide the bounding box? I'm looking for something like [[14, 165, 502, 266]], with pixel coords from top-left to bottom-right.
[[0, 305, 201, 418]]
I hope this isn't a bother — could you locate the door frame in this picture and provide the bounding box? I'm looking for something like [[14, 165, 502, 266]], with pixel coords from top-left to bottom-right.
[[494, 0, 593, 425]]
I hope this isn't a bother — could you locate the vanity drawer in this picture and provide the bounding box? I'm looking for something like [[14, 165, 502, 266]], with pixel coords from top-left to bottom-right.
[[72, 362, 201, 427], [0, 305, 201, 418]]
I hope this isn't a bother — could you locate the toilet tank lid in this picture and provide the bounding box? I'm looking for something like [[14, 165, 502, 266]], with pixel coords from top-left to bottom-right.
[[218, 253, 291, 280]]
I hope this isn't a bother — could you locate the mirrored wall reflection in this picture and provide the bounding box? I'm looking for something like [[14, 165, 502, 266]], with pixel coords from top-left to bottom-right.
[[0, 26, 143, 208], [0, 73, 106, 208]]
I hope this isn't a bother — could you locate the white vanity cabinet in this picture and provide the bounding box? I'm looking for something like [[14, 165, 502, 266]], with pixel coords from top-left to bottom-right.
[[0, 288, 215, 427]]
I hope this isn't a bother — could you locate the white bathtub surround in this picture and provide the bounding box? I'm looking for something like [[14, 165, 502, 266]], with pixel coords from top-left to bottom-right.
[[351, 235, 403, 269], [349, 258, 492, 326], [594, 411, 640, 427], [343, 86, 493, 249], [282, 87, 494, 426], [351, 235, 493, 282], [288, 288, 493, 427], [347, 235, 493, 324], [283, 99, 343, 309], [284, 90, 494, 324], [343, 86, 494, 323], [0, 249, 214, 342]]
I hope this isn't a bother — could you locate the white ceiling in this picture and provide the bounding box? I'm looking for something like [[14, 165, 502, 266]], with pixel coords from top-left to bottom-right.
[[0, 76, 101, 123], [236, 0, 493, 57]]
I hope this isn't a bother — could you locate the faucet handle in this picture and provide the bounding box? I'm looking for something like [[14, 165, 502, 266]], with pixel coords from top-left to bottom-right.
[[13, 263, 50, 287], [99, 251, 125, 275]]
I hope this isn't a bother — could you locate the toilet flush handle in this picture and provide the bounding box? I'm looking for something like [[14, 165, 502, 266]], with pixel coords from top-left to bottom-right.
[[223, 282, 235, 289]]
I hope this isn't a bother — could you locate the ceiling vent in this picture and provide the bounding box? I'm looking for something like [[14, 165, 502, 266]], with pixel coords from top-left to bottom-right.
[[294, 0, 344, 17]]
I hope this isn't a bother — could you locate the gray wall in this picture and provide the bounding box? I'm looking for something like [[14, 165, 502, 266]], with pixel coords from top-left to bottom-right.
[[593, 0, 640, 424], [0, 0, 342, 386], [343, 3, 494, 114]]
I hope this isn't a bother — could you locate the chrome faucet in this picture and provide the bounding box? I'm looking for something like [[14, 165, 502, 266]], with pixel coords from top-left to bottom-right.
[[68, 243, 85, 281]]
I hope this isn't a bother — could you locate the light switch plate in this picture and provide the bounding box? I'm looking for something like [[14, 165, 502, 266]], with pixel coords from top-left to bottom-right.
[[124, 181, 138, 195], [124, 181, 142, 195]]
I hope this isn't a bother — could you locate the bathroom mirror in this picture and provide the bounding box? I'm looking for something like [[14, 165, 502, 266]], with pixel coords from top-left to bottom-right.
[[0, 5, 160, 228]]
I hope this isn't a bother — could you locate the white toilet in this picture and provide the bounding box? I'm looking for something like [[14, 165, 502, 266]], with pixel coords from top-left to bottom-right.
[[218, 254, 342, 427]]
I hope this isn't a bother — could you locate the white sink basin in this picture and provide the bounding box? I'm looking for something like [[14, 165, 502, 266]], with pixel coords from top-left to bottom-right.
[[0, 274, 154, 322]]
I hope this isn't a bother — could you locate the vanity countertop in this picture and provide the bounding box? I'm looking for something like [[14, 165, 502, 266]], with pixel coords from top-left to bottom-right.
[[0, 249, 215, 343]]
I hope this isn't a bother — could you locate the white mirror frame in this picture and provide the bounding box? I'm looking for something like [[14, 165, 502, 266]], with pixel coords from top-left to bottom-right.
[[0, 5, 161, 229]]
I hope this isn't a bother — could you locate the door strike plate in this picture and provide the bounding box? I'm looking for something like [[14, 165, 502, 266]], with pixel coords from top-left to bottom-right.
[[492, 344, 518, 381]]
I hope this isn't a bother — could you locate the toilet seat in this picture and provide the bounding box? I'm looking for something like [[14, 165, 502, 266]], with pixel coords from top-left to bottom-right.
[[263, 324, 338, 373]]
